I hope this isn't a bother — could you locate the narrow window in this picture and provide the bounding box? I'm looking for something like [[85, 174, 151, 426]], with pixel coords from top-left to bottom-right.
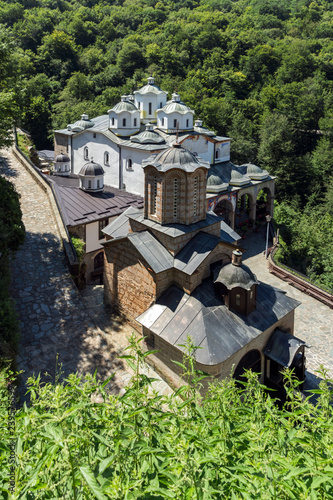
[[123, 118, 126, 127], [193, 176, 198, 216], [173, 178, 179, 219], [153, 177, 157, 214], [173, 119, 177, 128], [236, 294, 241, 306], [215, 150, 219, 159], [93, 133, 96, 138], [127, 159, 132, 170], [149, 102, 152, 115], [97, 179, 100, 188], [138, 102, 141, 109], [162, 117, 164, 126], [99, 219, 108, 239], [88, 180, 91, 189], [84, 147, 89, 160], [160, 102, 163, 108], [186, 119, 189, 127], [111, 117, 115, 126], [250, 290, 253, 301], [134, 118, 137, 126], [104, 152, 109, 165]]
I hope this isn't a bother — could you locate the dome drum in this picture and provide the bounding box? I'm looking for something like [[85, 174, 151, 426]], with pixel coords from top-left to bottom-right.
[[79, 161, 105, 192], [54, 153, 70, 176], [108, 97, 140, 136], [134, 76, 168, 124]]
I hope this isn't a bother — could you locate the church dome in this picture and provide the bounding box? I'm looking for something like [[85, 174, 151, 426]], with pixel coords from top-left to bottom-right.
[[229, 167, 251, 186], [68, 114, 94, 132], [55, 153, 70, 163], [110, 96, 138, 113], [135, 76, 166, 95], [79, 160, 104, 177], [215, 261, 258, 291], [207, 172, 228, 192], [241, 163, 269, 180], [162, 93, 193, 114], [142, 144, 210, 173], [130, 123, 165, 144]]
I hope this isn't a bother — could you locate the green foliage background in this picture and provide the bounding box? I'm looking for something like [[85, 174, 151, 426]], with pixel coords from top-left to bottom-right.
[[1, 338, 333, 499]]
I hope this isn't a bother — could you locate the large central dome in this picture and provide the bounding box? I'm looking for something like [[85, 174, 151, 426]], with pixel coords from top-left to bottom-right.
[[142, 144, 210, 173]]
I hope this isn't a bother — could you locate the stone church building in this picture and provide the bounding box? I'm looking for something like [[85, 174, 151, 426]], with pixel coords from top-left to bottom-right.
[[102, 143, 307, 391]]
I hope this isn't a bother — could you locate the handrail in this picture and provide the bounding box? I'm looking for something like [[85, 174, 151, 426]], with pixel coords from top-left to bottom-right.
[[268, 244, 333, 308]]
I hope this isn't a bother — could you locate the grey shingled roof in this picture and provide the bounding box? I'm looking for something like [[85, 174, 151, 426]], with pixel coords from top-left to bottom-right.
[[102, 207, 143, 238], [127, 211, 223, 238], [137, 280, 301, 366], [220, 221, 240, 243], [264, 329, 307, 367], [174, 232, 221, 274], [47, 175, 143, 226], [127, 231, 174, 274]]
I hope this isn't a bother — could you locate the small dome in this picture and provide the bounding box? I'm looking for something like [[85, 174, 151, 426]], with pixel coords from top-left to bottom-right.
[[110, 99, 138, 113], [162, 99, 193, 115], [215, 262, 258, 291], [130, 123, 165, 144], [241, 163, 269, 180], [55, 153, 70, 163], [79, 160, 104, 177], [68, 114, 94, 131], [229, 167, 251, 186]]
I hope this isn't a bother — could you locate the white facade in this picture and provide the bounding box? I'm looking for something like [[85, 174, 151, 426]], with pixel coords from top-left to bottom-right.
[[134, 76, 168, 124]]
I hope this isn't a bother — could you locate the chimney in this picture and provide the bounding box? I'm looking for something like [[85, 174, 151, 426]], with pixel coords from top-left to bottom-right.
[[232, 249, 242, 266]]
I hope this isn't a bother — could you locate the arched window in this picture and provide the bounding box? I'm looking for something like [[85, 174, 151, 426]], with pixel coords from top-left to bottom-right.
[[186, 119, 189, 127], [173, 119, 177, 128], [84, 147, 89, 160], [173, 178, 179, 219], [193, 176, 198, 216], [97, 179, 100, 189], [149, 102, 152, 115], [127, 159, 133, 170], [134, 118, 137, 127], [162, 118, 165, 127], [160, 102, 163, 108], [104, 152, 109, 165], [88, 180, 91, 189], [122, 118, 126, 127], [138, 102, 141, 109], [215, 150, 220, 159], [111, 117, 115, 126]]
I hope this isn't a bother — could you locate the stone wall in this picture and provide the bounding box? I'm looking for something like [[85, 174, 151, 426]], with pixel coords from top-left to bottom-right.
[[104, 239, 156, 319], [54, 133, 69, 157]]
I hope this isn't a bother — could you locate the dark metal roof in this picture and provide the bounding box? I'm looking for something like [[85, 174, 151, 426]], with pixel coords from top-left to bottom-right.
[[137, 280, 301, 366], [102, 207, 142, 238], [174, 232, 221, 274], [127, 211, 222, 238], [264, 329, 307, 367], [127, 231, 174, 274], [47, 175, 143, 226]]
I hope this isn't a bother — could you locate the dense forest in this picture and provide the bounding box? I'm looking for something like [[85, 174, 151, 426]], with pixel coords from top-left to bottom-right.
[[1, 0, 333, 287]]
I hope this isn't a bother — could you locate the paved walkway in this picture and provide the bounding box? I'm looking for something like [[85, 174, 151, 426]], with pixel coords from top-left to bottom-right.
[[242, 229, 333, 390], [0, 148, 172, 402]]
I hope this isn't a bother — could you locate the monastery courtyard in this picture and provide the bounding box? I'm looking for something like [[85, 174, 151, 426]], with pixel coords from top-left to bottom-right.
[[1, 147, 333, 399]]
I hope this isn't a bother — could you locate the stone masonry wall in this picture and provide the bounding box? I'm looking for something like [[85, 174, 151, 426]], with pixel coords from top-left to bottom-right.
[[104, 239, 157, 319], [54, 134, 69, 157]]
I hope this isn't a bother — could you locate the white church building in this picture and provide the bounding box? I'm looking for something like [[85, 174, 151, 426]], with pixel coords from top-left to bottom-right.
[[54, 76, 232, 196], [53, 76, 275, 231]]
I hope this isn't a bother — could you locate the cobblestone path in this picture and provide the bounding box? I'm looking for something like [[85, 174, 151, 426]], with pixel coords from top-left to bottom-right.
[[243, 230, 333, 389], [0, 148, 172, 401]]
